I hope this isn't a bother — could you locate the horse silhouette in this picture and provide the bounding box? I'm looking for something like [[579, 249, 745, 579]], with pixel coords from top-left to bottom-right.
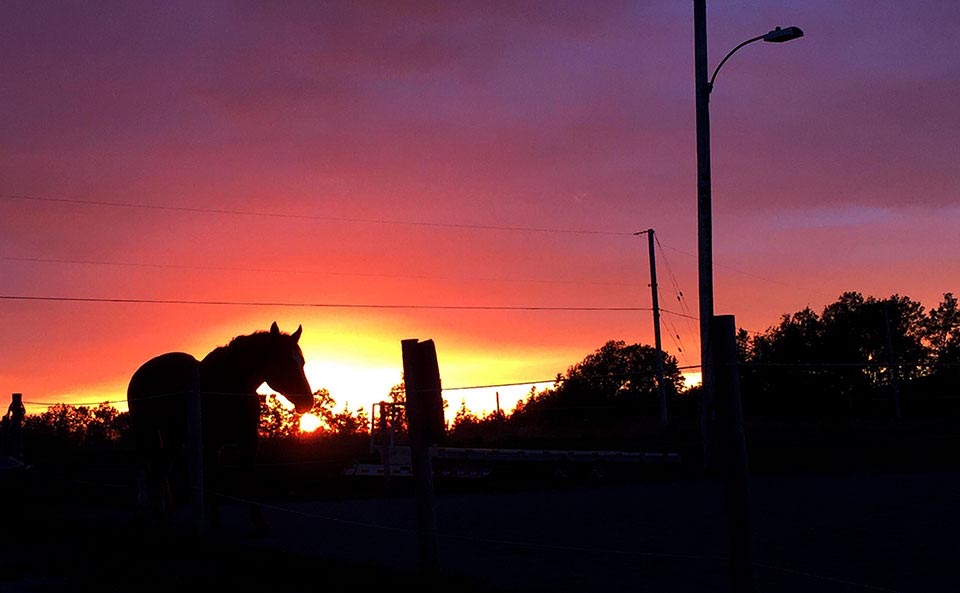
[[127, 321, 314, 533]]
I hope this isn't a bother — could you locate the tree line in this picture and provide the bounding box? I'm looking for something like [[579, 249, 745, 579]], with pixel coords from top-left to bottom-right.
[[738, 291, 958, 419], [5, 291, 957, 453], [446, 291, 958, 445]]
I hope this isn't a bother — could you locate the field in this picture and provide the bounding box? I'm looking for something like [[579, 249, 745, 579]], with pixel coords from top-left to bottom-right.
[[3, 457, 957, 593]]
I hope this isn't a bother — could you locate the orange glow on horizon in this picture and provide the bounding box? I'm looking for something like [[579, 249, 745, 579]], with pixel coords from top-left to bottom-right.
[[299, 413, 322, 433], [3, 2, 959, 436]]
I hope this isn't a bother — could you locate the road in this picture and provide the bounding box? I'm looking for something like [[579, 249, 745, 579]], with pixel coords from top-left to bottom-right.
[[4, 467, 955, 592], [230, 470, 958, 593]]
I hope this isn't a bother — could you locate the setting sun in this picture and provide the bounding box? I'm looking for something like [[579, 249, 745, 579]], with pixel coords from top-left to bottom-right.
[[299, 413, 322, 433]]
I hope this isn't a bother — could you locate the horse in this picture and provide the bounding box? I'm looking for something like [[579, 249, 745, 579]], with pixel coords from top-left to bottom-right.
[[127, 321, 314, 534]]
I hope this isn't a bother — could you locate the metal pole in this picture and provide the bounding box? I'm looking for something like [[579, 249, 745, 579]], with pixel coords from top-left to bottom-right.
[[694, 0, 716, 468], [646, 229, 668, 426]]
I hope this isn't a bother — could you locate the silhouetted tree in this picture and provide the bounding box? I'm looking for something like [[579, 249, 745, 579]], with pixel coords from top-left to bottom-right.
[[386, 382, 408, 437], [742, 292, 936, 418], [85, 403, 128, 444], [259, 388, 370, 439], [916, 293, 960, 406], [23, 402, 128, 446], [259, 393, 303, 438], [742, 307, 835, 414], [325, 401, 370, 436], [513, 340, 684, 424], [451, 399, 480, 431], [447, 399, 507, 444], [556, 340, 683, 399], [924, 293, 960, 363]]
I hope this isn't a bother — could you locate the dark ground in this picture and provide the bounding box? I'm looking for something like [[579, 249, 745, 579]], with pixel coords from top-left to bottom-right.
[[3, 459, 958, 593]]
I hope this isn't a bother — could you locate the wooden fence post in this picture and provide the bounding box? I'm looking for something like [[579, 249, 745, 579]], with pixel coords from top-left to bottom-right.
[[712, 315, 755, 593], [7, 393, 26, 460], [401, 338, 442, 573]]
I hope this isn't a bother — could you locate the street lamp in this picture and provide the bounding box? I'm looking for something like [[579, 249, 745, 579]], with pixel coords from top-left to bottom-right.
[[708, 26, 804, 94], [693, 0, 803, 466], [693, 7, 803, 593]]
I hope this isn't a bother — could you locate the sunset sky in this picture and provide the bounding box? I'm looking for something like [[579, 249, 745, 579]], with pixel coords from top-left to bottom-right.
[[2, 1, 958, 418]]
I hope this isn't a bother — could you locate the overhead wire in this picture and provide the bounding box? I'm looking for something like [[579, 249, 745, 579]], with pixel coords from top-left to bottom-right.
[[633, 230, 689, 365], [0, 192, 634, 236], [0, 255, 637, 288], [654, 236, 701, 355], [0, 294, 698, 317], [657, 290, 689, 364], [21, 365, 706, 408], [657, 241, 794, 288]]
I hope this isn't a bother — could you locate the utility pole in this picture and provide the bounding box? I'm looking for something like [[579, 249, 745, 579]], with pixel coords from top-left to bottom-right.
[[635, 229, 668, 427]]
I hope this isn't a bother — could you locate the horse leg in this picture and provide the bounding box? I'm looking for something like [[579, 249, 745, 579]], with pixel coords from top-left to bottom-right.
[[135, 429, 175, 525], [246, 471, 270, 537], [236, 440, 269, 536], [206, 496, 223, 533], [135, 466, 165, 527], [203, 445, 224, 533], [249, 495, 269, 536]]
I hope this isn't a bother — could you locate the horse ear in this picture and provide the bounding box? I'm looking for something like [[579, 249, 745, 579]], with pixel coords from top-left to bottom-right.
[[270, 321, 280, 335], [292, 325, 302, 343]]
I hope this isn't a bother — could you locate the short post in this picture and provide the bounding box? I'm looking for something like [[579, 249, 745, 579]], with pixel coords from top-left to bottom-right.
[[712, 315, 755, 593], [401, 338, 442, 573], [7, 393, 26, 460], [186, 369, 205, 536]]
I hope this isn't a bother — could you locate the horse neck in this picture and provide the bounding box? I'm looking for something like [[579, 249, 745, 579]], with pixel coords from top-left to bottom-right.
[[201, 336, 271, 394]]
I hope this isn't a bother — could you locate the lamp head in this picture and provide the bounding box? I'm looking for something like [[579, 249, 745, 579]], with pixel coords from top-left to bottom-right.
[[763, 26, 804, 43]]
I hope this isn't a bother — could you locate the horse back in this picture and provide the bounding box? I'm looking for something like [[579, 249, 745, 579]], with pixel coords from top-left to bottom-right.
[[127, 352, 200, 449]]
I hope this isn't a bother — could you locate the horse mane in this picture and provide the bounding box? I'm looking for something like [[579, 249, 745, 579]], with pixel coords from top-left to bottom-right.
[[204, 330, 274, 366]]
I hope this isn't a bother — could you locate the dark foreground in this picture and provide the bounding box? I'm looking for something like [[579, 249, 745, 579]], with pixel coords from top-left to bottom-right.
[[3, 464, 957, 593], [0, 470, 479, 593]]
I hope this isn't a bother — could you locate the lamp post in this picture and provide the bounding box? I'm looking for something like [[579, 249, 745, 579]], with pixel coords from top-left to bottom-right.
[[693, 0, 802, 466]]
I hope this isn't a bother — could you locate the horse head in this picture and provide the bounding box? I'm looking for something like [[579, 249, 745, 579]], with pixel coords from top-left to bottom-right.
[[264, 321, 314, 413]]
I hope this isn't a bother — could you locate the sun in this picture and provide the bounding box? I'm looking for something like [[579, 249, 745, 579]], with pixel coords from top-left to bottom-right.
[[299, 413, 323, 433]]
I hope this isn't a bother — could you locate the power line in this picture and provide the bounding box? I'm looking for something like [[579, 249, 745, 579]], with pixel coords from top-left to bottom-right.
[[657, 285, 689, 364], [22, 365, 708, 408], [0, 294, 698, 317], [657, 241, 793, 287], [0, 255, 636, 288], [655, 236, 694, 318], [0, 192, 633, 236], [650, 235, 700, 362], [24, 360, 960, 410]]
